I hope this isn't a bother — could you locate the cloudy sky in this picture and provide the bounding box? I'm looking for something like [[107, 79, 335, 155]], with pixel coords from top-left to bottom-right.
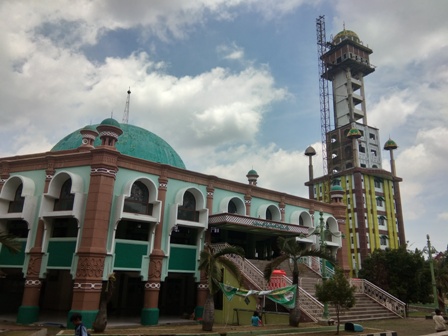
[[1, 0, 447, 253]]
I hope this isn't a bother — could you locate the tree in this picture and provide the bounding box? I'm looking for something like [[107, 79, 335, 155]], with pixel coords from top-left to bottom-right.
[[92, 273, 116, 332], [315, 268, 356, 335], [359, 246, 430, 309], [434, 251, 448, 312], [263, 236, 335, 327], [198, 244, 244, 332], [0, 231, 21, 253]]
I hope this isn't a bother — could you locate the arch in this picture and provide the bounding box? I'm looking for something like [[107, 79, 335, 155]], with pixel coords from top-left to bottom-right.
[[174, 187, 205, 210], [114, 177, 161, 226], [0, 176, 37, 233], [169, 187, 208, 232], [46, 171, 84, 198], [257, 204, 281, 221], [290, 210, 312, 228], [290, 211, 314, 244], [121, 177, 158, 201], [218, 196, 245, 215], [40, 171, 86, 223], [0, 176, 35, 201]]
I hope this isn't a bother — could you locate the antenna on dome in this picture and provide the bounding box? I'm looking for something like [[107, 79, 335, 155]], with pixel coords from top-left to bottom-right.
[[122, 87, 131, 124]]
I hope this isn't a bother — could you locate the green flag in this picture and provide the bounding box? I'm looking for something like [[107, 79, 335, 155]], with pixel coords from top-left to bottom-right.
[[218, 283, 296, 309]]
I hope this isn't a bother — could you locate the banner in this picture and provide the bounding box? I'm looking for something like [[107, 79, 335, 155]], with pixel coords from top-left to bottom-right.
[[218, 283, 297, 309]]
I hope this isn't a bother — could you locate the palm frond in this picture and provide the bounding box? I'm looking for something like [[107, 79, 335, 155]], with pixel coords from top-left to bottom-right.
[[0, 231, 21, 254], [263, 254, 290, 281], [218, 257, 243, 284], [214, 246, 245, 259], [198, 243, 245, 294]]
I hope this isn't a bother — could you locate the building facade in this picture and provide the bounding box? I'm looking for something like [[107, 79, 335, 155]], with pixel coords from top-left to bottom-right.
[[0, 118, 346, 326], [306, 29, 405, 276]]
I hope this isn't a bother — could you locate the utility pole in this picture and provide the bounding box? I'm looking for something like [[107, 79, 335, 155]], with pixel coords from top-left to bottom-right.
[[426, 234, 438, 308]]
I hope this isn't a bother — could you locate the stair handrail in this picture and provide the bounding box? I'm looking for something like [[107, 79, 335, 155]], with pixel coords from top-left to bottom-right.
[[211, 243, 266, 290], [351, 278, 406, 318], [211, 243, 324, 321], [280, 275, 323, 322], [303, 256, 335, 278]]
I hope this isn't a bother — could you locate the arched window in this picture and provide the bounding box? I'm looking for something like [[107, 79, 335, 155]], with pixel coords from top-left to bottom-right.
[[178, 191, 199, 222], [8, 183, 24, 213], [53, 179, 74, 211], [124, 181, 153, 215], [228, 200, 237, 214], [266, 208, 272, 220], [324, 223, 332, 241]]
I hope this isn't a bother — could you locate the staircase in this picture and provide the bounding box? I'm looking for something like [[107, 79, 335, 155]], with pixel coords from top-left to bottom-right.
[[211, 243, 405, 323], [329, 294, 399, 322]]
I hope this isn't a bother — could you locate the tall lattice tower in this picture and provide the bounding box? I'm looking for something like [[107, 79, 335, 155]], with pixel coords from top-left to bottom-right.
[[307, 21, 406, 275], [316, 16, 331, 176], [122, 88, 131, 124]]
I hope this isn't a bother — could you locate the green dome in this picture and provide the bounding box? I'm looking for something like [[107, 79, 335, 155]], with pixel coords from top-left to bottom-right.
[[51, 123, 186, 169], [100, 118, 121, 128], [331, 184, 344, 192], [82, 124, 97, 131], [333, 29, 360, 44], [384, 138, 398, 150], [247, 169, 258, 176], [347, 128, 362, 139]]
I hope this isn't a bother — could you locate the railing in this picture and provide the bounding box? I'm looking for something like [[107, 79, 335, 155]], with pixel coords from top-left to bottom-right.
[[303, 256, 334, 278], [211, 243, 324, 322], [281, 274, 323, 322], [211, 243, 267, 290], [351, 278, 406, 318]]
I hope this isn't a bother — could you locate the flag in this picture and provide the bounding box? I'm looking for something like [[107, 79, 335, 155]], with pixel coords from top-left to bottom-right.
[[218, 283, 296, 309]]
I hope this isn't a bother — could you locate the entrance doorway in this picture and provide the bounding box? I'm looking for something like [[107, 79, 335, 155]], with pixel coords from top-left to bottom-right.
[[0, 268, 24, 314], [159, 273, 196, 318], [108, 271, 143, 317]]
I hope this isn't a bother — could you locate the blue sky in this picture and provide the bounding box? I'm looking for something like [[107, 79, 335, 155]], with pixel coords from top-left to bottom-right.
[[1, 0, 447, 254]]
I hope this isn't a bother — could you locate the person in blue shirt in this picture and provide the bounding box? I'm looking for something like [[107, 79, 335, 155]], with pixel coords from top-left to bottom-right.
[[70, 313, 89, 336], [251, 311, 262, 326]]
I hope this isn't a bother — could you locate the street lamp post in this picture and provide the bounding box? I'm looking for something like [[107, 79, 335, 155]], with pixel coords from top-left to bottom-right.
[[426, 234, 438, 309], [319, 211, 329, 320]]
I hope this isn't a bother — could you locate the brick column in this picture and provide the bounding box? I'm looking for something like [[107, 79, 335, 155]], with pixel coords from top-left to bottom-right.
[[244, 192, 252, 216], [70, 148, 119, 327], [279, 196, 285, 222]]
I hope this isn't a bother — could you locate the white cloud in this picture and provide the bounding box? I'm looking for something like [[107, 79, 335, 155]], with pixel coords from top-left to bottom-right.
[[1, 0, 447, 253], [217, 43, 245, 61]]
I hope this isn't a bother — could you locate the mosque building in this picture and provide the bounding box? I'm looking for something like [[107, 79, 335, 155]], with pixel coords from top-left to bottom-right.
[[0, 117, 346, 326]]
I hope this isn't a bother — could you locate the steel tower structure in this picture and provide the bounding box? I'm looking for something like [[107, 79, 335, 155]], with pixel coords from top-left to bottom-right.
[[316, 16, 331, 176]]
